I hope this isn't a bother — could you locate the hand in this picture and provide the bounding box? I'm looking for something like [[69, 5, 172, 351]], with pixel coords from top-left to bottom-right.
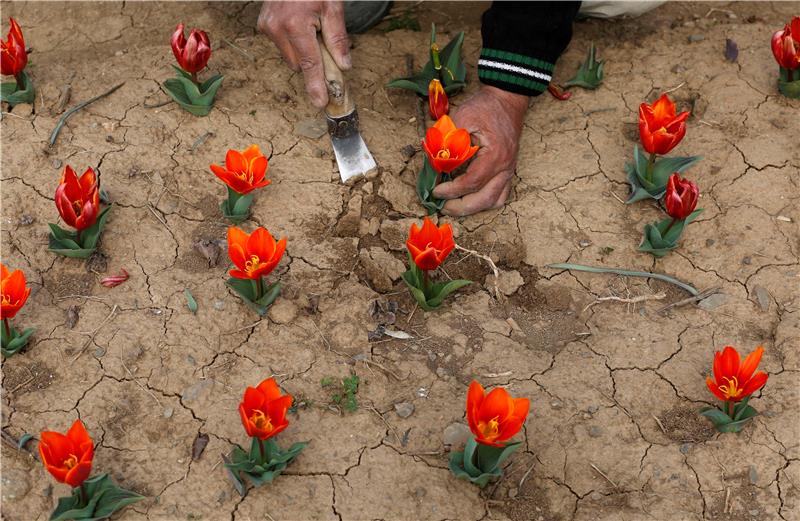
[[258, 1, 351, 108], [433, 86, 529, 216]]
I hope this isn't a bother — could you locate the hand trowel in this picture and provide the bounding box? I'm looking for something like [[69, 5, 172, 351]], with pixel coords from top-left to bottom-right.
[[319, 40, 376, 182]]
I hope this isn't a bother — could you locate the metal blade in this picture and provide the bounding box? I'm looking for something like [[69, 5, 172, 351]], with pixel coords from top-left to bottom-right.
[[330, 132, 376, 182]]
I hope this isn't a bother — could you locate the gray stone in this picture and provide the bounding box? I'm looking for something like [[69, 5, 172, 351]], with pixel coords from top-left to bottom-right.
[[752, 285, 770, 312], [748, 465, 758, 485], [93, 346, 106, 358], [295, 117, 327, 139], [588, 426, 603, 438], [589, 491, 603, 501], [680, 443, 691, 454], [698, 293, 727, 310], [394, 402, 415, 418], [507, 487, 518, 498], [182, 379, 213, 403], [687, 34, 705, 43], [551, 400, 563, 409], [587, 405, 599, 414], [1, 469, 31, 501], [443, 422, 471, 446], [213, 300, 225, 311]]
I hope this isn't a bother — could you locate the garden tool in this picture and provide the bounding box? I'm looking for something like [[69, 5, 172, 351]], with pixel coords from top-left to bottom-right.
[[319, 38, 376, 182]]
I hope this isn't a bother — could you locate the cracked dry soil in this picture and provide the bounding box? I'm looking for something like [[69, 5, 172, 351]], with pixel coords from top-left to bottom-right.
[[1, 2, 799, 521]]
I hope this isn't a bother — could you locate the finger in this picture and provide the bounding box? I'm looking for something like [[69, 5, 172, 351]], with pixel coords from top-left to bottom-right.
[[441, 171, 513, 217], [432, 149, 494, 200], [257, 4, 300, 71], [321, 2, 351, 69], [287, 28, 328, 108]]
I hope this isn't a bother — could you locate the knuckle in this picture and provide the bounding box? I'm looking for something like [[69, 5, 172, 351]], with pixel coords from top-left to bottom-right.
[[298, 55, 319, 72]]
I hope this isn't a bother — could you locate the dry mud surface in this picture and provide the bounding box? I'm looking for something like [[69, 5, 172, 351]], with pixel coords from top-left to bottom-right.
[[1, 2, 799, 521]]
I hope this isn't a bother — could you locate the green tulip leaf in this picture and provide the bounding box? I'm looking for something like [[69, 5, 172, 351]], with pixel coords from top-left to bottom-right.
[[639, 209, 703, 258], [162, 78, 214, 117], [231, 193, 254, 217], [416, 157, 446, 215], [387, 24, 465, 96], [226, 278, 281, 316], [2, 326, 36, 358], [699, 406, 733, 427], [626, 145, 702, 203], [0, 71, 36, 106], [777, 71, 800, 99], [564, 43, 604, 90], [426, 279, 471, 308], [385, 77, 430, 97], [50, 473, 143, 521], [80, 206, 113, 250]]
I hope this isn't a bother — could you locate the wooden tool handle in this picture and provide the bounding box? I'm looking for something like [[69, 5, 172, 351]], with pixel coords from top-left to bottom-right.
[[319, 37, 354, 118]]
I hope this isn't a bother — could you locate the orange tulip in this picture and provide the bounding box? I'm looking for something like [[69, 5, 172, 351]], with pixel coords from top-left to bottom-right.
[[706, 346, 769, 403], [422, 115, 478, 174], [54, 166, 100, 231], [39, 420, 94, 488], [638, 94, 690, 156], [210, 145, 271, 195], [0, 18, 27, 77], [227, 226, 286, 280], [428, 79, 449, 120], [466, 381, 529, 447], [1, 263, 30, 320], [239, 378, 293, 440], [406, 217, 455, 271]]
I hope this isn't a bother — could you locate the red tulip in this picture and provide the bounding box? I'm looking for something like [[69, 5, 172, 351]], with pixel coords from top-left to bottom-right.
[[227, 226, 287, 280], [171, 23, 211, 74], [638, 94, 690, 155], [0, 18, 27, 77], [706, 346, 769, 403], [428, 79, 449, 120], [54, 166, 100, 231], [239, 378, 293, 440], [772, 17, 800, 71], [210, 145, 270, 195], [664, 173, 699, 220], [466, 381, 529, 447], [406, 217, 455, 271], [1, 263, 30, 320], [39, 420, 94, 488], [422, 115, 479, 174]]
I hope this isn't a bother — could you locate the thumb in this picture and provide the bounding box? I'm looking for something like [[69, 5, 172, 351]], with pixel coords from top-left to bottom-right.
[[321, 4, 352, 70]]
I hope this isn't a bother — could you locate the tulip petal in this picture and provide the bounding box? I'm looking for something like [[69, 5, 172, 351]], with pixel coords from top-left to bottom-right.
[[227, 227, 249, 269], [242, 144, 263, 164], [466, 381, 485, 435], [66, 420, 92, 447], [243, 386, 266, 411], [741, 371, 768, 397], [443, 128, 472, 158], [434, 114, 457, 135], [39, 431, 74, 464], [706, 377, 728, 402], [413, 247, 440, 271], [225, 149, 247, 174], [737, 346, 764, 384], [256, 378, 283, 401], [248, 227, 277, 265], [719, 346, 741, 380], [496, 415, 524, 442], [239, 403, 255, 437], [478, 387, 514, 424], [423, 127, 444, 157], [0, 263, 9, 280]]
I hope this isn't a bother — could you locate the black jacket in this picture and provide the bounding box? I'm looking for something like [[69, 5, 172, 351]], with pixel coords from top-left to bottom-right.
[[479, 2, 581, 96]]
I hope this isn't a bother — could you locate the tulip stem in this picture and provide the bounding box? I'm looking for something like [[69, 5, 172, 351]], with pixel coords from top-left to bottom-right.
[[727, 400, 735, 419], [3, 319, 10, 338], [191, 71, 199, 85], [663, 218, 677, 236], [255, 277, 264, 301], [646, 152, 657, 183], [257, 438, 266, 462], [79, 483, 88, 505], [14, 73, 24, 91], [422, 270, 432, 299]]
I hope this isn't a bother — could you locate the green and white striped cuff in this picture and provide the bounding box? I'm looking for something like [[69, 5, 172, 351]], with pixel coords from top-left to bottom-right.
[[478, 48, 555, 95]]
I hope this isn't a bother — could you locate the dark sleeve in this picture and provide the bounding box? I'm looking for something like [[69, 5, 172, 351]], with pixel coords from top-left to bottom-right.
[[479, 1, 581, 96]]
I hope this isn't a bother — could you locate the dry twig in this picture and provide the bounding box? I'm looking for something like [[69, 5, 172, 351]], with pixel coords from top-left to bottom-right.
[[583, 292, 666, 312], [656, 287, 721, 314], [70, 304, 118, 362], [590, 463, 619, 489], [454, 244, 501, 297]]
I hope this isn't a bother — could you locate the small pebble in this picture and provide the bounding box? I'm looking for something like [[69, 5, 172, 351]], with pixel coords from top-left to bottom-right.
[[672, 64, 687, 74], [590, 491, 603, 501], [749, 509, 760, 516], [394, 402, 415, 418], [416, 387, 429, 398], [213, 300, 225, 311], [742, 256, 752, 265], [507, 487, 518, 498], [52, 159, 63, 169], [578, 239, 592, 248], [587, 405, 599, 414], [748, 465, 758, 485], [93, 347, 106, 358], [687, 34, 705, 43], [163, 407, 174, 418], [18, 214, 34, 226], [706, 239, 715, 247], [551, 400, 563, 409], [588, 426, 603, 438], [680, 443, 691, 454]]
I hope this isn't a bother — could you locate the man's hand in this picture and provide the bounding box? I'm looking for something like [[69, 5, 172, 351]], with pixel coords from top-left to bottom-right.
[[258, 1, 351, 108], [433, 86, 529, 216]]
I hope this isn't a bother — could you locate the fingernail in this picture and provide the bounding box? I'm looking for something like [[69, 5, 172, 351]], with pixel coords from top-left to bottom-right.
[[341, 53, 352, 69]]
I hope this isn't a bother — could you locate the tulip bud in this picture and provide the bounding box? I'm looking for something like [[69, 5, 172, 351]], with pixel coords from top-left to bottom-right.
[[54, 166, 100, 231], [0, 18, 27, 77], [428, 79, 449, 120], [771, 17, 800, 71], [638, 94, 690, 156], [171, 23, 211, 74], [664, 173, 699, 220]]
